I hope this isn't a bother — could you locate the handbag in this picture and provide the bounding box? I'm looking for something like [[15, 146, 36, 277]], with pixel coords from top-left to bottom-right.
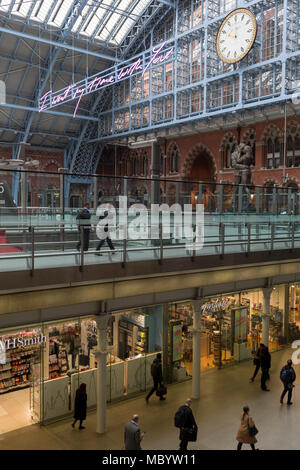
[[248, 417, 259, 437], [156, 384, 167, 397], [181, 427, 198, 442]]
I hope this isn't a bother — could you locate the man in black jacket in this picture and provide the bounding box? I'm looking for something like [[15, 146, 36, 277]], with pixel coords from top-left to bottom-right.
[[260, 345, 271, 391], [146, 353, 164, 403], [76, 203, 91, 251], [178, 398, 198, 451], [280, 359, 296, 405]]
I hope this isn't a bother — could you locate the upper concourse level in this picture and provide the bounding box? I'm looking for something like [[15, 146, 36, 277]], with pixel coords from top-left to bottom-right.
[[1, 170, 300, 325]]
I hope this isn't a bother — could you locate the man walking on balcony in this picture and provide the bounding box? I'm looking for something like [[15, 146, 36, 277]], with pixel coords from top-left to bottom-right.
[[76, 203, 91, 251]]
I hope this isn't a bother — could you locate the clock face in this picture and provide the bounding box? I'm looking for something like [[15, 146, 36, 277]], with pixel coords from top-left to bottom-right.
[[216, 8, 257, 64]]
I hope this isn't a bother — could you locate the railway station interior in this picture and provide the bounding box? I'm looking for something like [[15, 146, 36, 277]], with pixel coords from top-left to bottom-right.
[[0, 0, 300, 451]]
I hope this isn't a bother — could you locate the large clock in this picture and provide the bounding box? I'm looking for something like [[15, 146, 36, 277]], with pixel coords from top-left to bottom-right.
[[216, 8, 257, 64]]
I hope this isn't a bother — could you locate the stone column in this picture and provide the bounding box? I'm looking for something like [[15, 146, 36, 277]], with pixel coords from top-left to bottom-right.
[[162, 304, 169, 383], [262, 287, 273, 347], [151, 142, 161, 205], [94, 313, 110, 434], [283, 284, 290, 342], [191, 299, 204, 399]]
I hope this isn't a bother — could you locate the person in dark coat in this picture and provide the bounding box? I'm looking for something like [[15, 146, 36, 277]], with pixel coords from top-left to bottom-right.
[[178, 398, 198, 451], [260, 345, 271, 391], [95, 210, 116, 255], [280, 359, 296, 405], [146, 353, 165, 402], [76, 203, 91, 251], [72, 383, 87, 429], [250, 344, 264, 383]]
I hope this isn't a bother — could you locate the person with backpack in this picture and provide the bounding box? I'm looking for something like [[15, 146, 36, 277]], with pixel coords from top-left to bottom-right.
[[280, 359, 296, 405], [174, 398, 198, 451], [146, 353, 165, 403]]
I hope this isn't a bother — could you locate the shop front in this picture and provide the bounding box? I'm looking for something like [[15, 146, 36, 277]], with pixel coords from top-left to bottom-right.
[[166, 284, 298, 381], [0, 306, 163, 434]]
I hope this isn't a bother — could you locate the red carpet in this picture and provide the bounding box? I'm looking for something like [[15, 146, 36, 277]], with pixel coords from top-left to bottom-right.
[[0, 229, 23, 253]]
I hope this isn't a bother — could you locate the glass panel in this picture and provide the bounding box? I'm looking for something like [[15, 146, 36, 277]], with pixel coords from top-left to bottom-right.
[[0, 324, 43, 433]]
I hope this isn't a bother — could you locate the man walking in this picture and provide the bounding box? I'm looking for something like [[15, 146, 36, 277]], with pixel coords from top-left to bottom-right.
[[250, 344, 264, 383], [260, 345, 271, 391], [76, 203, 91, 251], [280, 359, 296, 405], [175, 398, 198, 451], [95, 209, 116, 255], [146, 353, 164, 403], [124, 414, 145, 450]]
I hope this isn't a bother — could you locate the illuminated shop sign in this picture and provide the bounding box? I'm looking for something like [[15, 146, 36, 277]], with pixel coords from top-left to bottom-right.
[[201, 298, 229, 313], [39, 41, 174, 118], [0, 334, 46, 351]]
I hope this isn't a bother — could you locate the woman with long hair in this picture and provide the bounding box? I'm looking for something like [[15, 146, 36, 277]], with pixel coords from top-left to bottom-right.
[[236, 406, 258, 451]]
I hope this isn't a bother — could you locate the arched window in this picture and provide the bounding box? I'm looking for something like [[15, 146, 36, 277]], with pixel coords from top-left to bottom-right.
[[221, 134, 237, 169], [244, 132, 256, 166], [263, 128, 283, 168], [287, 125, 300, 168], [142, 151, 148, 176], [167, 143, 179, 174]]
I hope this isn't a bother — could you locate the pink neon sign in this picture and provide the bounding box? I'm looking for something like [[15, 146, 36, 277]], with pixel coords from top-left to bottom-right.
[[39, 42, 174, 118]]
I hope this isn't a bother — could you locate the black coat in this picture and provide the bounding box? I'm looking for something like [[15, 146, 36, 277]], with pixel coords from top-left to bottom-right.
[[179, 405, 197, 440], [76, 208, 91, 229], [74, 389, 87, 420], [151, 358, 163, 383], [260, 349, 271, 369]]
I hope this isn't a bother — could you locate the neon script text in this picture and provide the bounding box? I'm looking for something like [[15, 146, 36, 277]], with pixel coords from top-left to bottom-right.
[[39, 42, 174, 118]]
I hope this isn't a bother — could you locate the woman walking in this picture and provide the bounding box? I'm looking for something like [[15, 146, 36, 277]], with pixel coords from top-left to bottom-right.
[[236, 406, 258, 451], [72, 383, 87, 430]]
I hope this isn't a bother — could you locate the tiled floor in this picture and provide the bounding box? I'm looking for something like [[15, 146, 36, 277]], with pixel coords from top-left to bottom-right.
[[0, 388, 32, 434], [0, 347, 298, 450]]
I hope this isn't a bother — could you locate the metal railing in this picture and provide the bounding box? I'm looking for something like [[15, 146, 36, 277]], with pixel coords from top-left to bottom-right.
[[0, 217, 299, 275]]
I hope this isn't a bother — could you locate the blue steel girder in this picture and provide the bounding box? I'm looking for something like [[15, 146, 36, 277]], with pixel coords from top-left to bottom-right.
[[104, 0, 142, 47], [35, 48, 85, 147], [18, 0, 90, 153], [90, 0, 122, 42], [0, 26, 118, 63], [67, 0, 172, 178], [81, 0, 296, 142]]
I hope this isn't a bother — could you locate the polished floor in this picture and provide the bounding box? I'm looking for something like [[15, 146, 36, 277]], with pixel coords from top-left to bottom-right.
[[0, 347, 298, 450], [0, 388, 32, 434]]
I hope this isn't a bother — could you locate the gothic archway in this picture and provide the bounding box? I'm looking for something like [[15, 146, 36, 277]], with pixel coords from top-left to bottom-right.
[[182, 143, 217, 210]]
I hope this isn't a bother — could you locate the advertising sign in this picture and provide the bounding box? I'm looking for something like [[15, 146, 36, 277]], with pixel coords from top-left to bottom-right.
[[234, 308, 248, 343], [172, 324, 183, 362]]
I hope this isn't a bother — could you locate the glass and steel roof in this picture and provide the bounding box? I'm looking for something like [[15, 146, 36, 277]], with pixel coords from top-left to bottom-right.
[[0, 0, 153, 46]]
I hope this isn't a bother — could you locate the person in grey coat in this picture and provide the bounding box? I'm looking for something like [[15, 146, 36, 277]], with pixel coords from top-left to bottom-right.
[[124, 414, 145, 450]]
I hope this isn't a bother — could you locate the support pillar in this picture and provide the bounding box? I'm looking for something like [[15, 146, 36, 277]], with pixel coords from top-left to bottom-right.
[[94, 313, 110, 434], [283, 284, 290, 342], [162, 303, 169, 383], [191, 299, 204, 399], [151, 142, 161, 205], [262, 287, 273, 347]]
